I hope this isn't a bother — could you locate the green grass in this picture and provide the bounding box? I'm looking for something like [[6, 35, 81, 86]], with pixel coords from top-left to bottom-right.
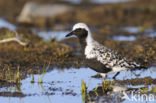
[[38, 65, 49, 83], [102, 80, 113, 92], [24, 46, 29, 51], [6, 31, 13, 38], [5, 67, 12, 82], [16, 66, 21, 84], [3, 66, 22, 92], [81, 79, 114, 103], [139, 86, 156, 93], [31, 74, 35, 83], [3, 66, 21, 83], [150, 86, 156, 93], [94, 86, 99, 96], [81, 80, 87, 103], [0, 31, 14, 39]]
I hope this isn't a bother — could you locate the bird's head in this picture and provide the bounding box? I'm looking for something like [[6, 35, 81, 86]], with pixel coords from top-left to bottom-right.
[[65, 23, 90, 39]]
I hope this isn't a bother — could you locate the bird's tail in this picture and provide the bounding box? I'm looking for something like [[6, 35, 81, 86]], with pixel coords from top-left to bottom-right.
[[129, 61, 147, 70]]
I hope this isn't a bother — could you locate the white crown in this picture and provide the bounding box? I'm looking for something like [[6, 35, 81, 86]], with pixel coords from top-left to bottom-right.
[[72, 23, 90, 32]]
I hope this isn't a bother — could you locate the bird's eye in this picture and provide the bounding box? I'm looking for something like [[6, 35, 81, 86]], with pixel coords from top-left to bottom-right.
[[75, 28, 82, 31]]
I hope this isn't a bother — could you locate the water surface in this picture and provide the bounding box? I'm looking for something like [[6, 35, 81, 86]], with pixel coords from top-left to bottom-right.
[[0, 18, 16, 31], [32, 29, 70, 41], [112, 35, 136, 41], [0, 66, 155, 103]]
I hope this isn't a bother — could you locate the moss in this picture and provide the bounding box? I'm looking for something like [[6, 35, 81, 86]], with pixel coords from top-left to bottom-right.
[[102, 80, 113, 92]]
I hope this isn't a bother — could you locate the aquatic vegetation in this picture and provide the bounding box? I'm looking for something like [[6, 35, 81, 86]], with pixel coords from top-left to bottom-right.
[[2, 66, 21, 84], [5, 67, 12, 82], [94, 86, 99, 96], [81, 79, 93, 103], [31, 74, 35, 83], [16, 66, 21, 84], [81, 80, 87, 103], [139, 86, 156, 93], [139, 87, 148, 93], [102, 80, 113, 92], [38, 65, 49, 83], [150, 86, 156, 93]]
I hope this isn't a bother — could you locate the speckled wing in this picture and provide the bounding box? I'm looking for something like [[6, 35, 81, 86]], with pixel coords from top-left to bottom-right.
[[91, 43, 140, 69]]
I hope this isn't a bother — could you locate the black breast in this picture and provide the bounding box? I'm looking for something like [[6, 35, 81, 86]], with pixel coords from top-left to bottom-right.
[[84, 58, 112, 73]]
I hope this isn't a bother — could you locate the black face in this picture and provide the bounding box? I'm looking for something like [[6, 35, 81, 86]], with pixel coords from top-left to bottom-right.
[[65, 28, 88, 39], [66, 28, 88, 53]]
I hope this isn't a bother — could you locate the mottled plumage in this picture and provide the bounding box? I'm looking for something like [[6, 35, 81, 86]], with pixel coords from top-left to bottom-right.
[[66, 23, 141, 79], [85, 40, 140, 73]]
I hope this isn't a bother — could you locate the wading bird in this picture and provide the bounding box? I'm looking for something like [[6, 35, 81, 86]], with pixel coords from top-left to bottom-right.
[[66, 23, 143, 79]]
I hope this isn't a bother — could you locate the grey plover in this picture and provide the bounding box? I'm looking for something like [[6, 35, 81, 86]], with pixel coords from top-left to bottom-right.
[[66, 23, 142, 79]]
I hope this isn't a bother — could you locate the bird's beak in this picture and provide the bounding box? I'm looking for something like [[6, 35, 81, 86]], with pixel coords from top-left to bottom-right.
[[65, 31, 74, 37]]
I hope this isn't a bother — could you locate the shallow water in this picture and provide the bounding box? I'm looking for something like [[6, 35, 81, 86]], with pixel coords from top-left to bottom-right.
[[121, 27, 139, 34], [32, 29, 70, 41], [145, 29, 156, 38], [113, 27, 156, 41], [112, 35, 136, 41], [121, 26, 156, 37], [0, 66, 155, 103], [149, 32, 156, 37], [0, 67, 101, 103], [0, 18, 16, 31]]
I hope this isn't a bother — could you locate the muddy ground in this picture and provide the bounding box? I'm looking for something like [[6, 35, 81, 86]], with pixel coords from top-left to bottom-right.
[[0, 0, 156, 90]]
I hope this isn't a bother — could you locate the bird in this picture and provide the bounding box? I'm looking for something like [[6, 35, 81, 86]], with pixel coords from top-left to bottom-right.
[[65, 23, 142, 79]]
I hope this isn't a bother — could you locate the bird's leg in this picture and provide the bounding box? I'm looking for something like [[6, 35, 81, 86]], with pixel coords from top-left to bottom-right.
[[113, 72, 120, 79], [100, 73, 107, 80]]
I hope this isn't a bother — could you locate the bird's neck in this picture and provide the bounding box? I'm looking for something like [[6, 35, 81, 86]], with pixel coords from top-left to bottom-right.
[[79, 31, 95, 54]]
